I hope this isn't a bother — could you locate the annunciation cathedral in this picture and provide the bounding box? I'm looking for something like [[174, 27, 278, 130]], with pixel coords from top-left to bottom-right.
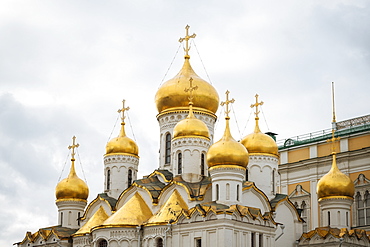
[[17, 27, 370, 247]]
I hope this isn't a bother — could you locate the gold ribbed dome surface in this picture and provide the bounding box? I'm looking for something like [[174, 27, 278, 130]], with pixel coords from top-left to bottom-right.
[[241, 119, 278, 157], [106, 123, 139, 156], [155, 58, 219, 114], [103, 192, 152, 226], [55, 162, 89, 201], [207, 118, 249, 168], [173, 104, 210, 139], [317, 154, 354, 199]]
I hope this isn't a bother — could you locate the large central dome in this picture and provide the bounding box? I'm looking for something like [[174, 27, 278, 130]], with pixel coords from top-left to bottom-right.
[[155, 57, 219, 114]]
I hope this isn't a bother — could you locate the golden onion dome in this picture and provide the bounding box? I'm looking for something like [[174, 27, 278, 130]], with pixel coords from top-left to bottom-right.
[[55, 161, 89, 201], [317, 153, 354, 200], [173, 103, 209, 139], [241, 118, 278, 157], [155, 57, 219, 114], [207, 117, 249, 168], [105, 122, 139, 156]]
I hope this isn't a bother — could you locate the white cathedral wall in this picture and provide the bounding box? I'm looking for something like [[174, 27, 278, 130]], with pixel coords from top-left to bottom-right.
[[170, 217, 275, 247], [56, 200, 86, 229], [171, 137, 210, 180], [209, 166, 245, 205], [248, 155, 279, 200], [157, 111, 216, 172], [274, 200, 303, 247], [241, 189, 270, 214], [104, 154, 139, 199]]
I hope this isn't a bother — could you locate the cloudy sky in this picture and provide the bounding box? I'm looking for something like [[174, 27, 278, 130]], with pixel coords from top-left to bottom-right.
[[1, 0, 369, 245]]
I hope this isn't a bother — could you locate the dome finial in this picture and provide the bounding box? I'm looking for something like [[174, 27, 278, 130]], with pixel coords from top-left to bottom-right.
[[250, 94, 264, 132], [327, 82, 340, 154], [117, 99, 130, 137], [220, 90, 235, 120], [179, 25, 196, 59], [68, 136, 79, 162]]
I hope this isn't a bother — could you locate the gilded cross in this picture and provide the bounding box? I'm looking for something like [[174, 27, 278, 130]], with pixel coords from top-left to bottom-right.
[[179, 25, 196, 57], [220, 90, 235, 118], [327, 127, 340, 153], [68, 136, 79, 160], [118, 99, 130, 121], [250, 94, 264, 118], [184, 77, 198, 102]]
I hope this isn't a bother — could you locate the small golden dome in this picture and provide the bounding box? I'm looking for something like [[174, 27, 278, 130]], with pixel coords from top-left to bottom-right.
[[155, 57, 219, 114], [55, 161, 89, 201], [241, 118, 278, 157], [207, 117, 249, 168], [105, 123, 139, 156], [317, 153, 354, 199], [173, 103, 209, 139]]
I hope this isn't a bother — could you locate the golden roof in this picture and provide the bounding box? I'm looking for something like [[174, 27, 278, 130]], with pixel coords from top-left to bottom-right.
[[207, 117, 249, 168], [55, 161, 89, 201], [155, 57, 219, 114], [106, 101, 139, 156], [173, 102, 210, 139], [241, 118, 278, 157], [102, 192, 152, 226], [241, 95, 278, 157], [317, 153, 354, 199], [74, 206, 108, 236], [147, 189, 188, 225], [105, 122, 139, 156]]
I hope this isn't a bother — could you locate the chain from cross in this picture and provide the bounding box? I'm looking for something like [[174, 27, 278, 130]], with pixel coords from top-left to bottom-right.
[[220, 90, 235, 118], [68, 136, 79, 161], [184, 77, 198, 102], [327, 129, 340, 153], [118, 99, 130, 122], [179, 25, 196, 57], [250, 94, 264, 119]]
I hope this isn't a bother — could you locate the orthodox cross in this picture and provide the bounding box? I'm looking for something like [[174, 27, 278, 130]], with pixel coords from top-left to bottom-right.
[[179, 25, 196, 57], [184, 77, 198, 103], [251, 94, 264, 118], [220, 90, 235, 118], [118, 99, 130, 122], [68, 136, 79, 161], [327, 129, 340, 153]]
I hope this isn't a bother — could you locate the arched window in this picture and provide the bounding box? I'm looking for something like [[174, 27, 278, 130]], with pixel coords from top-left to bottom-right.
[[301, 201, 307, 232], [365, 191, 370, 225], [328, 211, 331, 226], [216, 184, 219, 201], [236, 184, 240, 201], [98, 239, 108, 247], [165, 133, 171, 164], [68, 211, 72, 226], [337, 211, 341, 226], [357, 192, 365, 225], [60, 212, 63, 225], [106, 169, 110, 190], [178, 153, 182, 174], [226, 183, 230, 200], [201, 153, 205, 176], [272, 170, 275, 193], [78, 212, 81, 226], [128, 169, 132, 187], [245, 168, 249, 181], [156, 238, 163, 247]]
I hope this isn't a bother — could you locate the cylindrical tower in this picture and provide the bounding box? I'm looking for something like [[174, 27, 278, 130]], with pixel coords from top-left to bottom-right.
[[154, 27, 219, 173], [241, 95, 279, 200], [55, 136, 89, 229], [207, 92, 249, 205], [104, 101, 139, 199]]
